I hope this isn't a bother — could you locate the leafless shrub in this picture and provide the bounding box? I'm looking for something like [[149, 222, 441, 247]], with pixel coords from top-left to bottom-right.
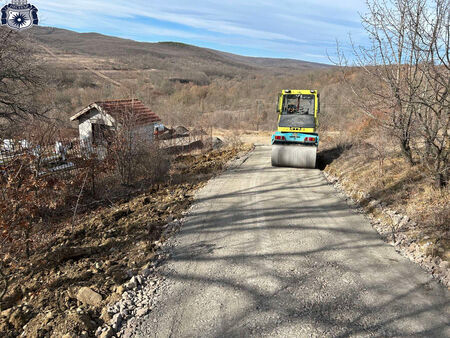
[[0, 153, 67, 261], [0, 28, 50, 125], [109, 106, 169, 186], [228, 129, 243, 148]]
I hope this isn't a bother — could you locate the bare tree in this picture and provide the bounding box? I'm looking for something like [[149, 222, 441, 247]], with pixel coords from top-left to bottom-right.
[[408, 0, 449, 186], [255, 100, 267, 131], [335, 0, 449, 186], [0, 28, 47, 126]]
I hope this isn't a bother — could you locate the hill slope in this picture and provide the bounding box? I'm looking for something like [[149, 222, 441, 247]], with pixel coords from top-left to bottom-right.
[[28, 26, 329, 79]]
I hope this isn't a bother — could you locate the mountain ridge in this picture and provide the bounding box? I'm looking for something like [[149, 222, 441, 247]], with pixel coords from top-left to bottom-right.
[[28, 26, 330, 74]]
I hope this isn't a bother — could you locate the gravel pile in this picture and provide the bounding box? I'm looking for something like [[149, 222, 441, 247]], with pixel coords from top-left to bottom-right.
[[94, 219, 184, 338]]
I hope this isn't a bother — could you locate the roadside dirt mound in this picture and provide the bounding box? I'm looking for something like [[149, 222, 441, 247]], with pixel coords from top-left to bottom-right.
[[0, 145, 252, 338]]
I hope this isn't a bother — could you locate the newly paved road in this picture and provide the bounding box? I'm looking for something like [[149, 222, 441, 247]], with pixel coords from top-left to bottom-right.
[[134, 145, 449, 337]]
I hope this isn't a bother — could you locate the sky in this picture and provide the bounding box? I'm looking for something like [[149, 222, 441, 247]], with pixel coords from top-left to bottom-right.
[[23, 0, 369, 63]]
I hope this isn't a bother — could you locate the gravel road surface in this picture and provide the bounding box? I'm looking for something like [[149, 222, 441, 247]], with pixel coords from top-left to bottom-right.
[[130, 145, 449, 337]]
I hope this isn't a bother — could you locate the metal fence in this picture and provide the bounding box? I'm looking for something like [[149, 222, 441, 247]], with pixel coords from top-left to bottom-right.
[[1, 133, 211, 176], [0, 138, 90, 176]]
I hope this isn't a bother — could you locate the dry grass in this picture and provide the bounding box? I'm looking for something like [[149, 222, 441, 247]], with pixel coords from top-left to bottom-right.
[[323, 136, 449, 262]]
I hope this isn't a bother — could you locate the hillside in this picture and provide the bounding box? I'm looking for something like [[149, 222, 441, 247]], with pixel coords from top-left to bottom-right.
[[27, 26, 329, 80], [16, 26, 337, 130]]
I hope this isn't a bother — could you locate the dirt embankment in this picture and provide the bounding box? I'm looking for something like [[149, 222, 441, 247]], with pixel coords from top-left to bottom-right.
[[0, 145, 253, 338], [318, 139, 449, 288]]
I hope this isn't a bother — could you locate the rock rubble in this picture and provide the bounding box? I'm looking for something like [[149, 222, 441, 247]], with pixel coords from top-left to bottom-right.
[[94, 219, 184, 337]]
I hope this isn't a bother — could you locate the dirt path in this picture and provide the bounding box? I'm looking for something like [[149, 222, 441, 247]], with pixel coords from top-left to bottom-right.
[[39, 45, 122, 87], [129, 145, 449, 337]]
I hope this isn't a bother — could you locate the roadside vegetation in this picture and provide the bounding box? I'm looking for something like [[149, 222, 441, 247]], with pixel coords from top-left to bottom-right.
[[322, 0, 449, 286]]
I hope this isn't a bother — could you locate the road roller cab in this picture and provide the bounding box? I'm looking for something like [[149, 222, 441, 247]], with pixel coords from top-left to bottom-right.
[[271, 90, 320, 168]]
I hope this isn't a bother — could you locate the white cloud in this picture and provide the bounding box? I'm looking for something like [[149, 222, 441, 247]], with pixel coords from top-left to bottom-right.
[[32, 0, 368, 61]]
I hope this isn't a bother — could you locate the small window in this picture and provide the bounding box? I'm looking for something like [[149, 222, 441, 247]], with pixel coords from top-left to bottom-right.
[[282, 94, 315, 116]]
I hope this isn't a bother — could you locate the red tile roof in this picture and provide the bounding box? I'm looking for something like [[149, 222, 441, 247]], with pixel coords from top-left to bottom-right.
[[71, 99, 161, 126]]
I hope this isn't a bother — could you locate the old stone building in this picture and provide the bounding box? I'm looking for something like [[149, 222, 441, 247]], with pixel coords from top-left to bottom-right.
[[70, 99, 162, 144]]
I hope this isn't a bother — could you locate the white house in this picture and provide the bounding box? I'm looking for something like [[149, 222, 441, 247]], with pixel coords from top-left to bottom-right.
[[70, 99, 161, 144]]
